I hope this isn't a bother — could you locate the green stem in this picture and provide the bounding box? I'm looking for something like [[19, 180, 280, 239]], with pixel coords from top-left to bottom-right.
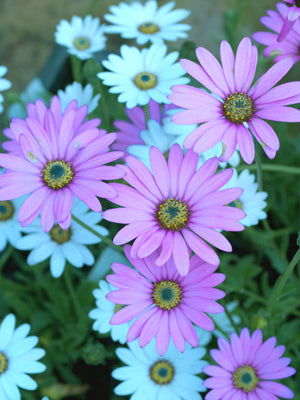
[[221, 301, 239, 332], [237, 164, 300, 175], [144, 103, 150, 123], [0, 245, 14, 272], [254, 153, 263, 191], [71, 214, 123, 253], [271, 248, 300, 304], [85, 0, 100, 15], [71, 55, 83, 83], [63, 266, 83, 318]]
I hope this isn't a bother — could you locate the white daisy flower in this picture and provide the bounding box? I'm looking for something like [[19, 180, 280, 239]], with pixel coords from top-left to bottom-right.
[[104, 0, 191, 45], [89, 280, 131, 344], [55, 15, 106, 60], [98, 44, 189, 109], [225, 169, 268, 227], [165, 108, 240, 168], [0, 66, 12, 114], [0, 197, 24, 252], [8, 78, 49, 119], [57, 82, 100, 114], [0, 314, 46, 399], [113, 339, 207, 400], [16, 198, 109, 278]]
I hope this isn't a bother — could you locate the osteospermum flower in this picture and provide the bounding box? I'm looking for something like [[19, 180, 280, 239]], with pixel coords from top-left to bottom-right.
[[103, 144, 245, 275], [57, 82, 100, 114], [113, 339, 207, 400], [0, 96, 123, 232], [168, 37, 300, 164], [16, 198, 108, 278], [203, 327, 296, 400], [97, 44, 189, 108], [89, 280, 131, 344], [225, 169, 268, 227], [253, 2, 300, 64], [0, 66, 12, 114], [0, 196, 24, 252], [55, 15, 106, 60], [104, 0, 191, 45], [106, 245, 225, 355], [0, 314, 46, 399]]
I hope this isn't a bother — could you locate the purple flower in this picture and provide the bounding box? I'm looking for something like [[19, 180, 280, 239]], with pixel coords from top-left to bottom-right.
[[253, 2, 300, 64], [106, 245, 225, 356], [168, 37, 300, 164], [112, 99, 174, 157], [102, 144, 245, 275], [203, 327, 296, 399], [279, 1, 300, 41], [0, 96, 123, 232]]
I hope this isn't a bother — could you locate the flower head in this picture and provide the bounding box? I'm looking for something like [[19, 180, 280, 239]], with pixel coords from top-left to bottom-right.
[[106, 245, 225, 355], [104, 0, 191, 45], [113, 339, 207, 400], [203, 327, 296, 399], [168, 37, 300, 164], [103, 144, 245, 275], [16, 198, 108, 278], [253, 2, 300, 64], [55, 15, 106, 60], [98, 44, 189, 108], [225, 169, 268, 227], [0, 314, 46, 399], [89, 280, 131, 344], [57, 82, 100, 114], [0, 96, 123, 232]]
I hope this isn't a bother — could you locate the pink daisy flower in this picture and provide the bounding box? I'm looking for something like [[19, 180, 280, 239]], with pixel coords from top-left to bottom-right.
[[253, 2, 300, 64], [106, 245, 225, 356], [279, 1, 300, 41], [102, 143, 245, 275], [203, 327, 296, 400], [168, 37, 300, 164], [112, 99, 174, 156], [0, 96, 124, 232]]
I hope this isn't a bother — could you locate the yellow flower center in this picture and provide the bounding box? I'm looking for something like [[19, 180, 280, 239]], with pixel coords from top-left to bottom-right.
[[0, 352, 8, 375], [233, 365, 258, 392], [49, 224, 71, 244], [133, 72, 157, 90], [42, 160, 74, 190], [0, 201, 14, 221], [223, 92, 253, 124], [150, 360, 174, 384], [138, 22, 160, 34], [157, 198, 189, 230], [152, 280, 182, 310], [73, 36, 91, 50]]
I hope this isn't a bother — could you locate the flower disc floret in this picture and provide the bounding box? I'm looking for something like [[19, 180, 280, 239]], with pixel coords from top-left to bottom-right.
[[73, 36, 90, 50], [157, 198, 189, 230], [133, 72, 157, 90], [49, 224, 71, 244], [0, 200, 14, 221], [0, 352, 8, 374], [138, 22, 160, 34], [42, 160, 74, 189], [223, 92, 254, 124], [152, 280, 182, 310], [233, 365, 258, 392], [150, 360, 174, 384]]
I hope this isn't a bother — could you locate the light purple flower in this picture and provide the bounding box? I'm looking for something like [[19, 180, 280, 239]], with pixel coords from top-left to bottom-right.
[[253, 2, 300, 64], [102, 144, 245, 275], [0, 96, 123, 232], [168, 37, 300, 164], [279, 1, 300, 41], [106, 245, 225, 355], [203, 327, 296, 400]]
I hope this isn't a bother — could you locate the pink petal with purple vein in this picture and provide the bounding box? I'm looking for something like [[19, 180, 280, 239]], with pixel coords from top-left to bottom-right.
[[139, 309, 162, 347], [237, 124, 255, 164], [255, 106, 300, 122], [172, 231, 190, 275], [220, 40, 235, 93], [182, 229, 220, 265], [155, 312, 170, 356], [150, 146, 170, 198], [248, 118, 280, 150]]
